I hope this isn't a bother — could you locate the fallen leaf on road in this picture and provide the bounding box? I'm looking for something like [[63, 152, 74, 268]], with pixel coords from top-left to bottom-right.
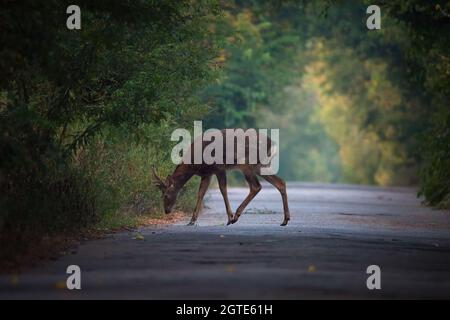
[[227, 265, 236, 273], [10, 274, 19, 286], [54, 281, 66, 289], [134, 233, 145, 241], [308, 265, 316, 273]]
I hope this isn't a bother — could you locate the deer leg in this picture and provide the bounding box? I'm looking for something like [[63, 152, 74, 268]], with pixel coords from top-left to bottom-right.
[[260, 174, 290, 226], [216, 171, 234, 225], [187, 175, 212, 226], [231, 174, 261, 224]]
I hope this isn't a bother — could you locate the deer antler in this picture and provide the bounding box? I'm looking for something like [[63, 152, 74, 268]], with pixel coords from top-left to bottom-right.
[[152, 166, 166, 191]]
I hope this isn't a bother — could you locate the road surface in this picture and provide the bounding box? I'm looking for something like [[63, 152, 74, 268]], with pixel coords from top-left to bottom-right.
[[1, 183, 450, 299]]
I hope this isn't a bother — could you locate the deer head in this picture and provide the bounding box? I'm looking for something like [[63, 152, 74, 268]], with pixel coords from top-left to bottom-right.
[[152, 166, 178, 214]]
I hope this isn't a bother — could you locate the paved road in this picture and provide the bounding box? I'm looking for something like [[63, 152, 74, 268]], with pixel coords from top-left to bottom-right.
[[2, 183, 450, 299]]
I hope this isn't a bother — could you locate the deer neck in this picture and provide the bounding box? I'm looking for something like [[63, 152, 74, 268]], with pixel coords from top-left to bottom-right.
[[171, 164, 194, 191]]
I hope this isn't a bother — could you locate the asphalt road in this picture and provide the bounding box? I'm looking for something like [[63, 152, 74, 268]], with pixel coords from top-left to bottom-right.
[[2, 183, 450, 299]]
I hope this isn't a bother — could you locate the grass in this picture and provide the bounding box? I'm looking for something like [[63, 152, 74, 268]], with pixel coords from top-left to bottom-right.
[[95, 211, 142, 231], [0, 124, 197, 272]]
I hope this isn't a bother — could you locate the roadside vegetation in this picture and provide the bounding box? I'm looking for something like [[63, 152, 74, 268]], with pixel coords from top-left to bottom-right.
[[0, 0, 215, 267], [203, 1, 449, 206], [1, 0, 449, 268]]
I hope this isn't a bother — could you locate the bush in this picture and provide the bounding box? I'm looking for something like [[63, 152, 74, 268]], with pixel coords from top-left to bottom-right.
[[419, 109, 450, 208], [0, 120, 199, 265], [0, 116, 98, 262], [0, 1, 216, 266], [74, 124, 199, 224]]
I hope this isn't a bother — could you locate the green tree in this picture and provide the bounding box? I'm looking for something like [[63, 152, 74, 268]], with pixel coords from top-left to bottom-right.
[[0, 0, 221, 262]]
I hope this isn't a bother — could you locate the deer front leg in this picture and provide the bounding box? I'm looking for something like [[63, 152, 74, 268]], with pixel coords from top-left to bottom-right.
[[187, 175, 212, 226], [216, 171, 234, 225], [231, 174, 261, 224]]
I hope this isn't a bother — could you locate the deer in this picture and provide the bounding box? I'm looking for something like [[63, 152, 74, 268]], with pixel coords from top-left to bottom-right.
[[151, 129, 290, 226]]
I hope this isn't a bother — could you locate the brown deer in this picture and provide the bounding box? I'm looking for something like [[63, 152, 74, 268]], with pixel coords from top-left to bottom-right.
[[151, 129, 290, 226]]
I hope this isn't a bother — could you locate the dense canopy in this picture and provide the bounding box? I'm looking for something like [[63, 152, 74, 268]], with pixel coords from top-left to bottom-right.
[[1, 0, 449, 264]]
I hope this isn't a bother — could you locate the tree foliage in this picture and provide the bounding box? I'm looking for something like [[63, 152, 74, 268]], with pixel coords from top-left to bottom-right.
[[0, 0, 220, 259], [1, 0, 450, 263], [205, 0, 449, 206]]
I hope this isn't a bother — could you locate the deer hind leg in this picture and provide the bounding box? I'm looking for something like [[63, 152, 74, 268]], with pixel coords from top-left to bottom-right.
[[260, 174, 290, 226], [231, 173, 261, 224], [188, 175, 212, 226], [216, 171, 234, 225]]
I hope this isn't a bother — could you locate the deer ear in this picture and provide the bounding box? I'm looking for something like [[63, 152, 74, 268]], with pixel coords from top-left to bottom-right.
[[151, 166, 166, 191]]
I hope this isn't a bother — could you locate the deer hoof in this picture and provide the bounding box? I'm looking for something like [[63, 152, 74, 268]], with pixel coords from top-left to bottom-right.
[[227, 220, 233, 226], [187, 221, 196, 226], [280, 219, 289, 226]]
